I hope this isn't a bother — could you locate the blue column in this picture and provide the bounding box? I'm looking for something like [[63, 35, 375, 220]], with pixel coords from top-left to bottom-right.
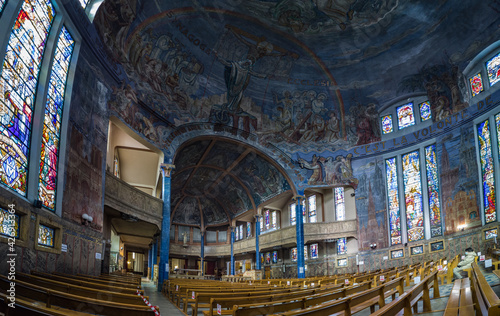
[[148, 248, 152, 279], [200, 231, 205, 276], [158, 163, 175, 291], [152, 239, 158, 266], [255, 215, 261, 270], [296, 195, 305, 278], [230, 227, 235, 275]]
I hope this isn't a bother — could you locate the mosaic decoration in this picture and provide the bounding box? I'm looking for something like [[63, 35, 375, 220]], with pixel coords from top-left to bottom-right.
[[410, 245, 424, 255], [386, 157, 402, 245], [390, 249, 404, 259], [478, 119, 496, 223], [265, 252, 271, 264], [337, 237, 347, 255], [335, 187, 345, 221], [247, 222, 251, 238], [310, 244, 318, 259], [402, 150, 424, 242], [381, 115, 393, 134], [290, 203, 296, 225], [38, 223, 54, 247], [484, 228, 497, 240], [272, 211, 277, 228], [337, 258, 347, 267], [304, 245, 308, 261], [486, 51, 500, 87], [0, 208, 19, 238], [425, 145, 442, 237], [429, 240, 444, 252], [78, 0, 90, 9], [419, 101, 432, 121], [272, 251, 278, 263], [291, 247, 297, 261], [397, 102, 415, 129], [39, 26, 75, 210], [264, 209, 270, 230], [308, 195, 317, 223], [0, 0, 55, 195], [469, 73, 484, 97]]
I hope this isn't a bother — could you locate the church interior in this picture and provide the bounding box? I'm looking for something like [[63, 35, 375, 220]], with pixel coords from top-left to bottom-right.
[[1, 0, 500, 314]]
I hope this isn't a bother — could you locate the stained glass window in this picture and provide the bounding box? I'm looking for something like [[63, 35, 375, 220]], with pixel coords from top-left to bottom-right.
[[246, 222, 251, 238], [291, 247, 297, 261], [78, 0, 90, 9], [397, 102, 415, 129], [259, 216, 263, 231], [271, 211, 277, 229], [478, 119, 496, 223], [469, 73, 484, 97], [486, 52, 500, 87], [301, 199, 306, 223], [496, 114, 500, 162], [304, 245, 308, 261], [272, 251, 278, 263], [337, 237, 347, 255], [0, 208, 19, 238], [382, 115, 393, 134], [386, 157, 401, 245], [310, 244, 318, 259], [290, 203, 296, 225], [0, 0, 56, 195], [260, 252, 264, 265], [239, 225, 243, 240], [402, 151, 424, 242], [0, 1, 5, 13], [264, 209, 270, 230], [419, 101, 432, 122], [425, 145, 442, 237], [38, 223, 54, 247], [335, 187, 345, 221], [113, 156, 120, 177], [235, 227, 239, 241], [308, 195, 317, 223], [265, 252, 271, 264], [38, 26, 74, 210]]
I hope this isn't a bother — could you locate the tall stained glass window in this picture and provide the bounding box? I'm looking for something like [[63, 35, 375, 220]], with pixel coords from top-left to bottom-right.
[[264, 209, 270, 230], [308, 195, 317, 223], [79, 0, 90, 9], [271, 211, 277, 229], [38, 223, 54, 247], [239, 225, 243, 240], [291, 247, 297, 261], [0, 1, 6, 13], [397, 102, 415, 129], [259, 216, 263, 231], [301, 199, 306, 223], [382, 115, 393, 134], [425, 145, 442, 237], [402, 151, 424, 242], [0, 208, 19, 238], [419, 101, 432, 122], [38, 26, 74, 210], [265, 252, 271, 264], [469, 73, 484, 97], [290, 203, 296, 225], [310, 244, 318, 259], [486, 52, 500, 87], [478, 119, 496, 223], [386, 157, 401, 245], [260, 253, 264, 265], [0, 0, 55, 195], [272, 251, 278, 263], [337, 237, 346, 255], [246, 222, 251, 238], [304, 245, 308, 261], [335, 187, 345, 221]]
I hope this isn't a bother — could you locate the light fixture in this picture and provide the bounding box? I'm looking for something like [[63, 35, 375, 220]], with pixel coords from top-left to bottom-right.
[[81, 213, 93, 226], [370, 243, 377, 249]]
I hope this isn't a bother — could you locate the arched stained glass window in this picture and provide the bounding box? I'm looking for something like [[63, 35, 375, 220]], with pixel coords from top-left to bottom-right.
[[0, 0, 55, 195], [486, 52, 500, 87], [335, 187, 345, 221], [397, 102, 415, 129], [386, 157, 401, 245], [478, 119, 496, 223], [402, 151, 424, 242], [425, 145, 442, 237], [337, 237, 346, 255], [38, 26, 74, 210]]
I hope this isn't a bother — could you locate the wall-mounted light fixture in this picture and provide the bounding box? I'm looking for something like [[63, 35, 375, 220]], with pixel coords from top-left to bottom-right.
[[369, 243, 377, 249], [81, 213, 93, 226]]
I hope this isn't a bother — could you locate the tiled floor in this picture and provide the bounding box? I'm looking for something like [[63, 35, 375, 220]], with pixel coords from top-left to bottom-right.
[[142, 279, 184, 316]]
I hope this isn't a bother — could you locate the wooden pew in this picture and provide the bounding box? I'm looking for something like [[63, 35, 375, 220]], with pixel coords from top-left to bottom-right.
[[470, 262, 500, 315], [0, 275, 155, 316], [0, 292, 93, 316], [53, 272, 141, 289], [437, 255, 459, 285], [443, 278, 474, 315]]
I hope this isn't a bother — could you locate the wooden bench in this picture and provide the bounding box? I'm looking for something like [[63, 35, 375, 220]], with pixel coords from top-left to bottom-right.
[[443, 278, 474, 315], [53, 272, 141, 289], [470, 262, 500, 315], [437, 255, 459, 285], [0, 292, 93, 316]]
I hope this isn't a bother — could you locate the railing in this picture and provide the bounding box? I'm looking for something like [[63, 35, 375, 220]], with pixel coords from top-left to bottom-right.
[[104, 171, 163, 227]]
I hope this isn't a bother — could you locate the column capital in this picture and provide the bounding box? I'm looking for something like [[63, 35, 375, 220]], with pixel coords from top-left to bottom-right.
[[230, 226, 236, 232], [254, 214, 262, 220], [293, 195, 305, 201], [160, 163, 175, 177]]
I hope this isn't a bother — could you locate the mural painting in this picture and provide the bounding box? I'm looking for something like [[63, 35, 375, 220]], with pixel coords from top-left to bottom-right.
[[297, 153, 358, 188]]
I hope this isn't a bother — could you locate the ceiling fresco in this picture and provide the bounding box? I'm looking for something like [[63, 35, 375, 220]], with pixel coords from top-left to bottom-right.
[[95, 0, 500, 154], [170, 138, 292, 226]]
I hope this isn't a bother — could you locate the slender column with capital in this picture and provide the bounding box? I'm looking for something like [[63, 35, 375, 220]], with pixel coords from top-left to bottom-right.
[[147, 248, 152, 279], [200, 230, 205, 276], [296, 195, 305, 278], [255, 214, 261, 270], [157, 163, 175, 291], [230, 226, 235, 275], [152, 239, 158, 280]]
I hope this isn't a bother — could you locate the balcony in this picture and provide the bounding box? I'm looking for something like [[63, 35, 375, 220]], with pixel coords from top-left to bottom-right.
[[104, 171, 163, 227]]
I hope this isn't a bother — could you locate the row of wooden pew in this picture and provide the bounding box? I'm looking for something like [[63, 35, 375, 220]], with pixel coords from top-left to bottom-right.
[[0, 270, 155, 315]]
